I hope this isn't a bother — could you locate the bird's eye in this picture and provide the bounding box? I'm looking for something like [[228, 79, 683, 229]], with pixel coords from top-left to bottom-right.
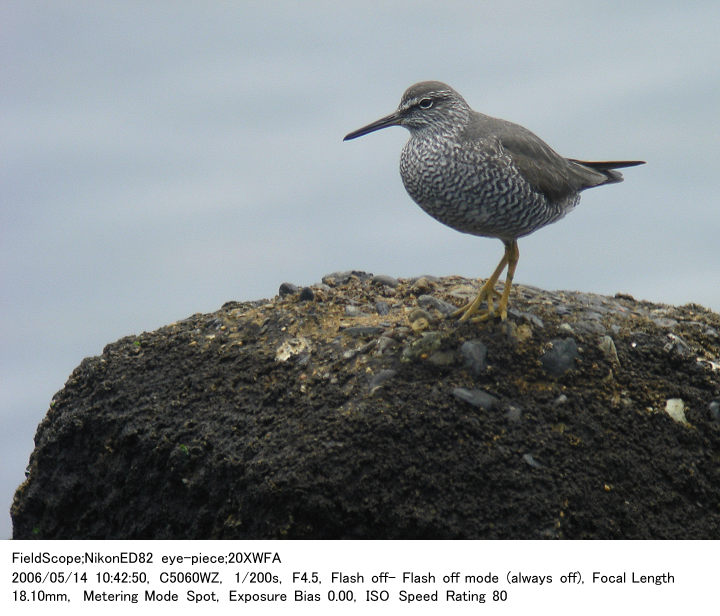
[[418, 98, 433, 109]]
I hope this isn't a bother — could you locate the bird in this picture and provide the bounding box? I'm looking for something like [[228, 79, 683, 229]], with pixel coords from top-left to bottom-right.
[[343, 81, 644, 322]]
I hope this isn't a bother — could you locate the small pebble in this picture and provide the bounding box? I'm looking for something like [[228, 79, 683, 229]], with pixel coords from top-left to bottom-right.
[[448, 284, 476, 300], [408, 307, 433, 323], [574, 319, 606, 335], [515, 323, 533, 342], [368, 369, 397, 392], [522, 453, 543, 469], [664, 398, 688, 424], [278, 282, 298, 297], [452, 387, 498, 410], [664, 333, 692, 357], [371, 274, 400, 288], [401, 331, 442, 361], [410, 277, 434, 294], [299, 287, 314, 301], [508, 309, 544, 329], [541, 338, 579, 376], [553, 394, 569, 407], [275, 336, 311, 362], [375, 300, 390, 315], [322, 270, 372, 286], [614, 292, 635, 302], [428, 351, 455, 366], [392, 327, 411, 340], [344, 305, 366, 317], [460, 340, 488, 376], [709, 400, 720, 422], [504, 405, 522, 422], [598, 335, 620, 366], [341, 326, 385, 338], [375, 336, 397, 355], [416, 295, 457, 316], [313, 282, 332, 293], [411, 317, 430, 333]]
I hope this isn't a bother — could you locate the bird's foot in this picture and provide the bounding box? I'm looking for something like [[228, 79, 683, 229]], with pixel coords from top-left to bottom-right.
[[451, 284, 504, 322]]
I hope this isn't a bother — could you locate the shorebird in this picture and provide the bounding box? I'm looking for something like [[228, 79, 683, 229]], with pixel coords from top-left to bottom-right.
[[344, 81, 644, 321]]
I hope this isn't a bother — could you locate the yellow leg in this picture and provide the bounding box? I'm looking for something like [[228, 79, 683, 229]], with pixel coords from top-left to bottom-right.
[[495, 240, 519, 321], [452, 240, 517, 322]]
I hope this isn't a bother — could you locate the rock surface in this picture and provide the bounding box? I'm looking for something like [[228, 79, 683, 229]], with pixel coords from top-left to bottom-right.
[[12, 273, 720, 539]]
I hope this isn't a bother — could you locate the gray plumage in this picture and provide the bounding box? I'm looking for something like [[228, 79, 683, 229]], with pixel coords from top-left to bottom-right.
[[345, 81, 642, 241], [344, 81, 644, 321]]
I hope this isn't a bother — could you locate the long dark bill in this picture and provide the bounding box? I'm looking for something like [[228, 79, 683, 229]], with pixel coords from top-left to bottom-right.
[[343, 111, 401, 141]]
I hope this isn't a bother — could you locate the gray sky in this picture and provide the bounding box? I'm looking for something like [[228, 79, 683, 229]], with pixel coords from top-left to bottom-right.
[[2, 1, 719, 538]]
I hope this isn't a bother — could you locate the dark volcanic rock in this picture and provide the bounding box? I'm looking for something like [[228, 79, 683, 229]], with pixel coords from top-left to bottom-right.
[[11, 276, 720, 539]]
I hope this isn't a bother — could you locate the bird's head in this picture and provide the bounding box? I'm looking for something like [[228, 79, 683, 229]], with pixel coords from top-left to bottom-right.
[[344, 81, 471, 141]]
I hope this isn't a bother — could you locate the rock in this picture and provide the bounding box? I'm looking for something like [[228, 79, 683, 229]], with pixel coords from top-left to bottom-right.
[[401, 331, 442, 362], [598, 335, 620, 366], [313, 282, 332, 294], [322, 270, 372, 286], [541, 338, 579, 376], [344, 305, 366, 317], [664, 398, 688, 425], [278, 282, 298, 297], [504, 405, 523, 422], [408, 307, 434, 324], [368, 369, 397, 393], [522, 453, 543, 469], [448, 284, 476, 301], [416, 295, 457, 316], [574, 319, 606, 335], [299, 287, 315, 302], [514, 323, 533, 343], [12, 275, 720, 540], [428, 351, 456, 367], [371, 274, 399, 288], [410, 317, 430, 333], [452, 387, 498, 410], [653, 317, 678, 329], [375, 336, 397, 355], [460, 340, 488, 376], [375, 300, 390, 316], [509, 309, 544, 329], [664, 333, 692, 357], [275, 336, 312, 362], [710, 400, 720, 422], [615, 292, 636, 302], [410, 277, 435, 294], [341, 326, 385, 338]]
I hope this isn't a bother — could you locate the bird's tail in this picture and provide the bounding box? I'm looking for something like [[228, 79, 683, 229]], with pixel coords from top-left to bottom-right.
[[569, 159, 645, 185]]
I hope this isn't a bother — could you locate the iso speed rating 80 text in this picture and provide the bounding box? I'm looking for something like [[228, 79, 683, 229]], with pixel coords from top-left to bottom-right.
[[9, 549, 512, 607]]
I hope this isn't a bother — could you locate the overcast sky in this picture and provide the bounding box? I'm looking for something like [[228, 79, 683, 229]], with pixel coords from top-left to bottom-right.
[[2, 1, 719, 538]]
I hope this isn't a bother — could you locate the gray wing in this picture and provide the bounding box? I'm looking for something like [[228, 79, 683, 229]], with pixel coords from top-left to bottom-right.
[[465, 112, 612, 201]]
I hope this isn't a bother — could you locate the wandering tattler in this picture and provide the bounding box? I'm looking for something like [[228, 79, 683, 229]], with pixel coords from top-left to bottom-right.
[[344, 81, 644, 321]]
